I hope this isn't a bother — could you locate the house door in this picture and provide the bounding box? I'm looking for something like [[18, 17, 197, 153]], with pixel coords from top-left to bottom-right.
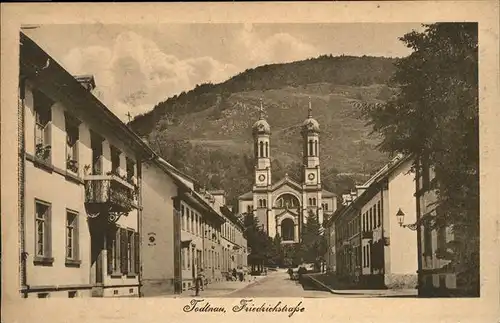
[[89, 220, 105, 285]]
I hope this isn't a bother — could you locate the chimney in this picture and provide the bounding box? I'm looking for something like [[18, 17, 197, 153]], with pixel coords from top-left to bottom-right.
[[208, 190, 226, 206], [74, 75, 96, 92]]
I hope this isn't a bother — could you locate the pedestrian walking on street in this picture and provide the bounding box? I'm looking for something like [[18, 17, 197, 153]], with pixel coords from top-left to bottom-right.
[[287, 267, 293, 280], [195, 268, 205, 296]]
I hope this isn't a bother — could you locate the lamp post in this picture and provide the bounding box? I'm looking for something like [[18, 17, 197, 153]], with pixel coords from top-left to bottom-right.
[[396, 208, 418, 231]]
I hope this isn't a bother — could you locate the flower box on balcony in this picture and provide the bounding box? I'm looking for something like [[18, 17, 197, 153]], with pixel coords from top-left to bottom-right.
[[84, 174, 137, 213]]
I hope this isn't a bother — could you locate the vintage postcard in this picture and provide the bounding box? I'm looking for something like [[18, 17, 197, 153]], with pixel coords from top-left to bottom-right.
[[1, 2, 499, 323]]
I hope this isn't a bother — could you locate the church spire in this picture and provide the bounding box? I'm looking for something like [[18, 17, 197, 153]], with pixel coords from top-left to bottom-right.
[[259, 98, 265, 120], [308, 96, 312, 118]]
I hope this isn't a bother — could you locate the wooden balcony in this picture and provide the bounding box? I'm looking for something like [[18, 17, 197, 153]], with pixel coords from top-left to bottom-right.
[[84, 174, 137, 215]]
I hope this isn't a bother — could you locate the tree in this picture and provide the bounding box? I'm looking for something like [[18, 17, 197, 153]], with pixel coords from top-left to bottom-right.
[[243, 213, 272, 272], [268, 234, 283, 266], [361, 23, 479, 295], [300, 210, 327, 267]]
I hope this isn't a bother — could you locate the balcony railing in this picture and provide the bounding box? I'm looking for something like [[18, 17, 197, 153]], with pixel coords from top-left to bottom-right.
[[84, 174, 137, 214]]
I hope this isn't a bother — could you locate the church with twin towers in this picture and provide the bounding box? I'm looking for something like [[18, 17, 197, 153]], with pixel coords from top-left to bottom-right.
[[238, 99, 338, 244]]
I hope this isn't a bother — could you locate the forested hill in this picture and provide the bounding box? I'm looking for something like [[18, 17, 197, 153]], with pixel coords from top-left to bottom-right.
[[129, 55, 398, 209]]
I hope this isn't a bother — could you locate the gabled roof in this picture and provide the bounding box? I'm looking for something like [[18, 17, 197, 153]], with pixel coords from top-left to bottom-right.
[[275, 208, 298, 218], [238, 191, 253, 200], [271, 174, 302, 191], [322, 189, 336, 198]]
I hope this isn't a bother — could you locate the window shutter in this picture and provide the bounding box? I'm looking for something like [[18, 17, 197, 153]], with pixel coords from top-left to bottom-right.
[[46, 206, 52, 258], [74, 214, 80, 260], [120, 228, 128, 274], [134, 232, 140, 274], [106, 229, 114, 274]]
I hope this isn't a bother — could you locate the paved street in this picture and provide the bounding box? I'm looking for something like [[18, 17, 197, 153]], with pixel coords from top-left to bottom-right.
[[225, 270, 336, 298]]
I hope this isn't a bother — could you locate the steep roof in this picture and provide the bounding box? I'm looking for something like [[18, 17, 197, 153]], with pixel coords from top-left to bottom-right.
[[238, 191, 253, 200], [322, 189, 336, 198]]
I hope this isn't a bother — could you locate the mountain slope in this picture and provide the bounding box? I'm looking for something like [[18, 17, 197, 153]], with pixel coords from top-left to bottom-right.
[[130, 55, 397, 208]]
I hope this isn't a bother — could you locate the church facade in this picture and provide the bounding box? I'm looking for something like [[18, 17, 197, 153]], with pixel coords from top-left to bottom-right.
[[238, 100, 338, 244]]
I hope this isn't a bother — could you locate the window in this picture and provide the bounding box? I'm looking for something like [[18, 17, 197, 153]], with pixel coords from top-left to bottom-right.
[[324, 203, 328, 211], [312, 198, 317, 206], [65, 210, 79, 262], [265, 142, 269, 157], [187, 247, 191, 269], [68, 291, 77, 298], [107, 225, 120, 274], [33, 90, 53, 162], [377, 201, 381, 228], [127, 230, 139, 275], [65, 113, 80, 173], [111, 147, 121, 175], [369, 208, 373, 230], [308, 140, 313, 156], [90, 132, 103, 175], [34, 200, 52, 263], [247, 205, 251, 213], [259, 141, 264, 157], [437, 225, 447, 251], [190, 210, 194, 234], [126, 158, 135, 183], [181, 205, 185, 230], [186, 210, 190, 233], [38, 293, 50, 298]]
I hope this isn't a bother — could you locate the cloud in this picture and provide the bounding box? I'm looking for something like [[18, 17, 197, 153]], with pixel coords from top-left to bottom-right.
[[59, 27, 317, 121], [61, 31, 238, 120], [235, 24, 318, 67]]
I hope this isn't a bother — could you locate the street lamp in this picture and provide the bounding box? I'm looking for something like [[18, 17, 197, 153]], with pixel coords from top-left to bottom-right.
[[396, 208, 417, 231]]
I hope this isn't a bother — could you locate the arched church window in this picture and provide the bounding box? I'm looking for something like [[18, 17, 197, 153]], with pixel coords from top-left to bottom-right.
[[247, 205, 251, 214], [263, 199, 267, 207], [313, 198, 317, 206], [308, 198, 312, 206], [315, 140, 318, 156], [259, 141, 264, 158], [309, 140, 313, 156], [265, 142, 269, 157], [281, 218, 295, 241]]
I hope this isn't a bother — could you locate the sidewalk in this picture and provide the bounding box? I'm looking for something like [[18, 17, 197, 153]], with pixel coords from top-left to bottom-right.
[[306, 274, 418, 297], [161, 275, 268, 298]]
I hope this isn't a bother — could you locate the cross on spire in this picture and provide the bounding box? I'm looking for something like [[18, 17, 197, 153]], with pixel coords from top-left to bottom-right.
[[308, 96, 312, 118], [126, 112, 133, 123]]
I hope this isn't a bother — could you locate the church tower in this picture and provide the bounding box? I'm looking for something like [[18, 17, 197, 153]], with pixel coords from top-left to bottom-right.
[[252, 99, 272, 188], [301, 97, 323, 224], [252, 99, 272, 233]]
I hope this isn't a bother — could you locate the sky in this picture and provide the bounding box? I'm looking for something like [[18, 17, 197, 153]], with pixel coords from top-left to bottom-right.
[[23, 23, 424, 121]]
